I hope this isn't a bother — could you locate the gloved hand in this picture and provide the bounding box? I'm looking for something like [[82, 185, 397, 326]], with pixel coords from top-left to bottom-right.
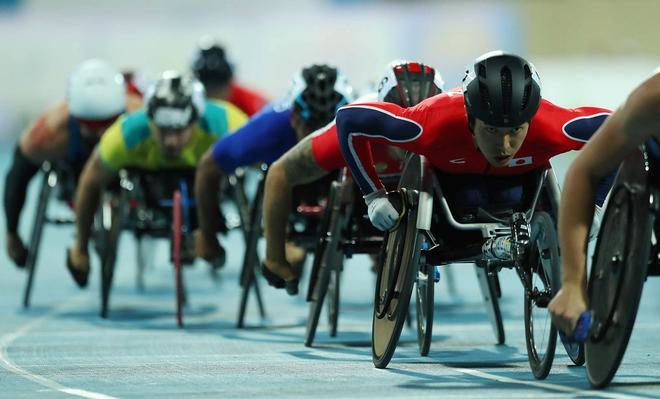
[[588, 205, 603, 241], [364, 189, 400, 231]]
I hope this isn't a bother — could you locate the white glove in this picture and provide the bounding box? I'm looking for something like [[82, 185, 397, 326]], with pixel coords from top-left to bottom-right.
[[588, 205, 603, 241], [364, 189, 400, 231]]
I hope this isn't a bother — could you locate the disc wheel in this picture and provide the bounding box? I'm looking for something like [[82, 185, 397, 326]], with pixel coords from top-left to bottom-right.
[[586, 152, 653, 388]]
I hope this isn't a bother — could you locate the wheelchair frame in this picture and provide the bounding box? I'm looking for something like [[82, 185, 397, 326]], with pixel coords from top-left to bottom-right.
[[371, 153, 583, 379]]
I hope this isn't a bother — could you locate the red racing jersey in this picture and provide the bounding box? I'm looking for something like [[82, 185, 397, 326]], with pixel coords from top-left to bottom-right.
[[228, 82, 269, 117], [335, 92, 611, 195]]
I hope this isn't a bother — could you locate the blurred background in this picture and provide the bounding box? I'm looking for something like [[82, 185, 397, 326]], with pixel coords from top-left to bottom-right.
[[0, 0, 658, 146]]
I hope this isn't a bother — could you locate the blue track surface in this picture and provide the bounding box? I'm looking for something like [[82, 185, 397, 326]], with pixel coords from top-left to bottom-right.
[[1, 154, 660, 399]]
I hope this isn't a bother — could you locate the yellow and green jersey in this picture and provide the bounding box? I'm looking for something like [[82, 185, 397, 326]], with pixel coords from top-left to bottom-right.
[[99, 100, 247, 171]]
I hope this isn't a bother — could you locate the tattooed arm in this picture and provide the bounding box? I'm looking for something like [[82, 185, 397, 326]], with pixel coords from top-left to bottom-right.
[[263, 135, 328, 273]]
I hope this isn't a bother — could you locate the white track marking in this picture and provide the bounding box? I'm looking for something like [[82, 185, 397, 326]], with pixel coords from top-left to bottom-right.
[[448, 367, 643, 399], [0, 295, 119, 399]]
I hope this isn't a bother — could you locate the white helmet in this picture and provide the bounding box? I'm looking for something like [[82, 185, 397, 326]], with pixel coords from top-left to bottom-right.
[[67, 59, 126, 120]]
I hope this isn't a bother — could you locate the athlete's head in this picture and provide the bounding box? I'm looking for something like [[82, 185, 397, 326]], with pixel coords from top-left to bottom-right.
[[288, 64, 355, 138], [462, 51, 541, 167], [67, 59, 126, 139], [191, 38, 233, 99], [377, 60, 444, 106], [145, 71, 206, 159]]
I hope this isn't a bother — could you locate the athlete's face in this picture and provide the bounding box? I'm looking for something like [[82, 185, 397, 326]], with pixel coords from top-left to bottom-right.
[[472, 119, 529, 167], [154, 124, 194, 159]]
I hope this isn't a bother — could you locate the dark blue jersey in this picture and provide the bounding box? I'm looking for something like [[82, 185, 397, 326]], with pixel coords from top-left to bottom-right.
[[211, 102, 297, 173]]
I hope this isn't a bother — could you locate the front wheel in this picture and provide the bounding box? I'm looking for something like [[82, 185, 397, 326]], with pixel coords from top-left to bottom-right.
[[524, 212, 558, 380], [372, 190, 423, 369]]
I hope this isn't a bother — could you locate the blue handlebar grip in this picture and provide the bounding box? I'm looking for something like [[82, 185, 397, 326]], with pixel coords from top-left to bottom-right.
[[559, 311, 593, 344]]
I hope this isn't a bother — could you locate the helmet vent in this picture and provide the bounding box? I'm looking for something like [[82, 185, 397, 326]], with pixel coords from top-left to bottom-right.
[[500, 66, 512, 114], [478, 81, 491, 110], [521, 84, 531, 110], [478, 64, 487, 78]]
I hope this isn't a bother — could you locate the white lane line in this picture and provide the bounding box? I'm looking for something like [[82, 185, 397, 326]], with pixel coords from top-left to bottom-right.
[[0, 295, 120, 399], [449, 367, 642, 399]]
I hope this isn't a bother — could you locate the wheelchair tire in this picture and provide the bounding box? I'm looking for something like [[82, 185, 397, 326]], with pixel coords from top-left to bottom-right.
[[524, 211, 559, 380], [327, 260, 341, 338], [415, 260, 434, 356], [23, 169, 53, 308], [99, 199, 121, 319], [173, 190, 184, 328], [475, 266, 505, 345], [305, 181, 342, 346], [372, 153, 428, 368], [372, 190, 423, 368], [586, 149, 653, 388], [237, 171, 266, 328]]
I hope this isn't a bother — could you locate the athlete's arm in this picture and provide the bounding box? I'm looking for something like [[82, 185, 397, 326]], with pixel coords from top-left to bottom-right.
[[194, 150, 225, 243], [4, 103, 69, 264], [264, 134, 329, 268], [73, 150, 117, 254], [550, 72, 660, 334], [335, 102, 424, 196], [196, 107, 295, 245]]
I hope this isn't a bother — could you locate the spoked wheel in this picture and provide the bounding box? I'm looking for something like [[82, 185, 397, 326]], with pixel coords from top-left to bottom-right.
[[305, 181, 342, 347], [586, 149, 653, 388], [23, 167, 54, 308], [415, 259, 434, 356], [475, 266, 505, 345], [524, 211, 559, 380], [98, 198, 122, 319], [173, 190, 185, 328]]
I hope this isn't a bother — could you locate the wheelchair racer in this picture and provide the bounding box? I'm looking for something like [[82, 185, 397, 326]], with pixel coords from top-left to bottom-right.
[[549, 69, 660, 337], [66, 71, 247, 287], [335, 51, 613, 235], [262, 60, 444, 293], [192, 39, 269, 116], [194, 64, 355, 276], [4, 59, 141, 268]]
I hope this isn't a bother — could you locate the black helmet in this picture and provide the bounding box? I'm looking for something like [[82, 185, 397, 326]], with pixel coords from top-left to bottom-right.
[[462, 51, 541, 127], [288, 64, 355, 130], [146, 71, 206, 130], [191, 42, 234, 88], [377, 60, 444, 107]]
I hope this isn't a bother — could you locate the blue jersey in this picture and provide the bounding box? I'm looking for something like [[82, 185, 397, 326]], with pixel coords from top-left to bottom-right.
[[211, 103, 297, 173], [66, 116, 93, 166]]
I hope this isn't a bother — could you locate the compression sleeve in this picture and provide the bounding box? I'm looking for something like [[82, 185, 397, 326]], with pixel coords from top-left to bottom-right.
[[211, 107, 297, 174], [336, 103, 423, 195], [4, 145, 40, 233]]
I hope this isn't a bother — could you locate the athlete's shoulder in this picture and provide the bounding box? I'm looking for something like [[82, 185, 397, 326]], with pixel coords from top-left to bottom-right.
[[118, 110, 152, 149], [532, 99, 611, 143], [201, 100, 247, 134]]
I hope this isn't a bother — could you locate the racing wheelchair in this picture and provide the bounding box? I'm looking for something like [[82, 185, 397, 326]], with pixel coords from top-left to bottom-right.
[[577, 144, 660, 388], [22, 161, 81, 307], [304, 169, 392, 347], [95, 167, 249, 327], [236, 165, 337, 328], [371, 153, 583, 379]]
